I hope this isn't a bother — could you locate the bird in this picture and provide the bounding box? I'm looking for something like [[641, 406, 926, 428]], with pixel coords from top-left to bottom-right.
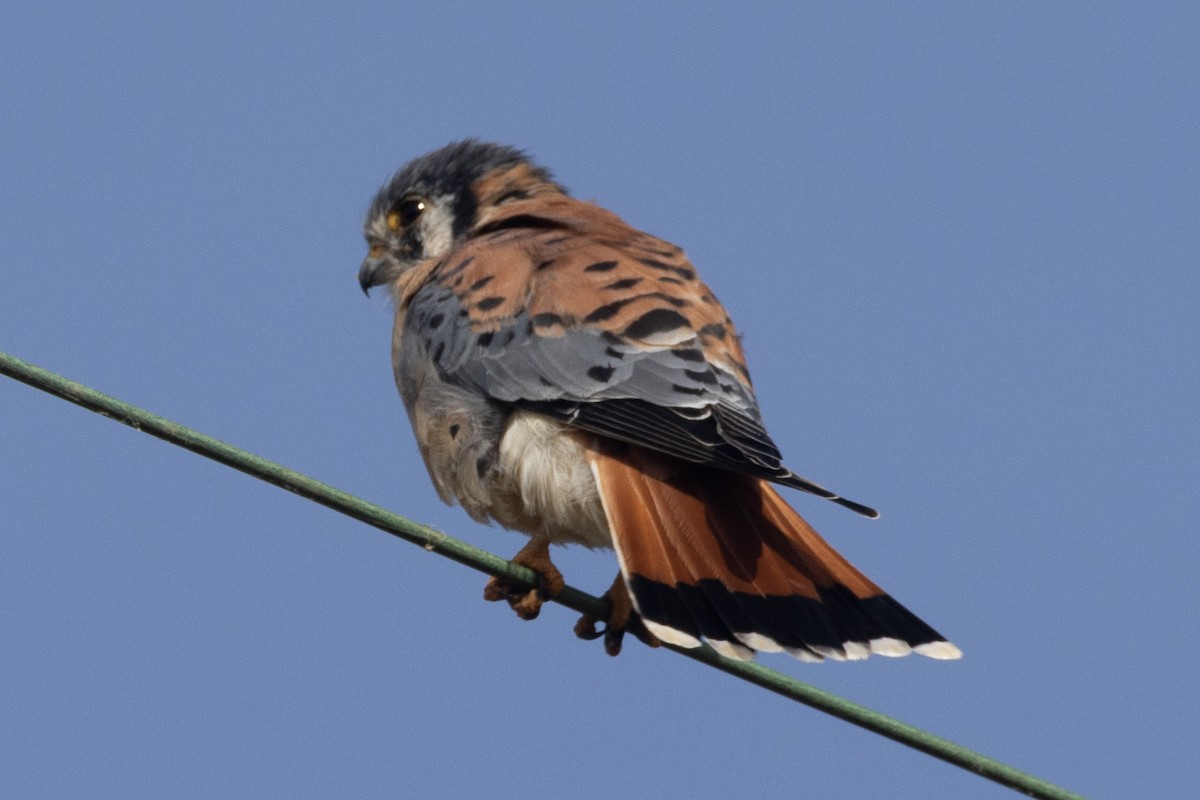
[[358, 139, 961, 663]]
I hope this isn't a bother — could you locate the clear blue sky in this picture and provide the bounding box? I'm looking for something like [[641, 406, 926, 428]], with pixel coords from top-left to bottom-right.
[[2, 4, 1196, 798]]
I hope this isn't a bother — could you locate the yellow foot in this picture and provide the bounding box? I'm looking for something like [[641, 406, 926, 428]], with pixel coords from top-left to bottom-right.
[[574, 573, 661, 656], [483, 536, 565, 621]]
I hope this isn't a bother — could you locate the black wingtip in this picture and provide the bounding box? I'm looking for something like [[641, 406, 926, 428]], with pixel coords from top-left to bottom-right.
[[835, 496, 880, 519], [779, 471, 879, 518]]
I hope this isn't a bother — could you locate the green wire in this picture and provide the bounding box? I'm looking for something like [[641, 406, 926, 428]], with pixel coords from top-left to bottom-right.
[[0, 350, 1085, 800]]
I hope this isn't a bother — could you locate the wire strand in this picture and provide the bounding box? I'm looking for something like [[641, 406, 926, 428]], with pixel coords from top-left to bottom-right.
[[0, 350, 1084, 800]]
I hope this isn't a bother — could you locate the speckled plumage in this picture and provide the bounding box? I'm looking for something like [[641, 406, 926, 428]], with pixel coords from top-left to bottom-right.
[[359, 140, 960, 662]]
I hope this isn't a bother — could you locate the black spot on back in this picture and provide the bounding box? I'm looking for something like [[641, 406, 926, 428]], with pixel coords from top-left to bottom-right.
[[672, 348, 706, 362], [448, 424, 460, 439], [588, 364, 616, 383], [604, 277, 642, 291], [441, 256, 475, 279], [699, 323, 728, 340], [584, 260, 619, 272], [624, 308, 690, 340], [536, 258, 557, 271], [650, 291, 689, 308], [584, 298, 636, 324], [638, 257, 695, 281], [468, 275, 495, 292], [476, 296, 505, 311], [477, 332, 495, 347], [428, 313, 445, 329], [531, 312, 565, 328], [475, 214, 565, 237]]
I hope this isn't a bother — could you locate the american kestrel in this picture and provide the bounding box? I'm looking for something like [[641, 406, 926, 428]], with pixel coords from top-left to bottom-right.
[[359, 140, 961, 662]]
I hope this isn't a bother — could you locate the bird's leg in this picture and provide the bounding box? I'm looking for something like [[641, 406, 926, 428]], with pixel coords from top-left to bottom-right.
[[574, 572, 661, 656], [483, 535, 565, 621]]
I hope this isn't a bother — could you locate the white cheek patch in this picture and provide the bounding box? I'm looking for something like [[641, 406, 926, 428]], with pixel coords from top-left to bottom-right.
[[418, 197, 458, 259]]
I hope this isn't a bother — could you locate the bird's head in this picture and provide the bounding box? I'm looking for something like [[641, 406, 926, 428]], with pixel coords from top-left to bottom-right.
[[358, 139, 565, 295]]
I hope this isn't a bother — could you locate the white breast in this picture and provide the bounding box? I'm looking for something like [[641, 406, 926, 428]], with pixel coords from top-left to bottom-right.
[[493, 410, 612, 549]]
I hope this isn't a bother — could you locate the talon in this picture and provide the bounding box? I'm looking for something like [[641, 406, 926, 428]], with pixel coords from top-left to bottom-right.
[[486, 536, 563, 620], [575, 573, 660, 656], [510, 588, 544, 620], [574, 615, 604, 640], [604, 625, 626, 656], [483, 577, 510, 603]]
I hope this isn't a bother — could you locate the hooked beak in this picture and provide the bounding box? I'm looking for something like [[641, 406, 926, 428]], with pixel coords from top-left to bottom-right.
[[358, 254, 388, 296]]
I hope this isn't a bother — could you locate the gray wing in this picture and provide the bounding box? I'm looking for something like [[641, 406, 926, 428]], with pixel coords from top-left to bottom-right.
[[405, 281, 878, 517]]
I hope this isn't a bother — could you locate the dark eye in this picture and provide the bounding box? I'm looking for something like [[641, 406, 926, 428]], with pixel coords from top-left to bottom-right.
[[386, 196, 426, 231]]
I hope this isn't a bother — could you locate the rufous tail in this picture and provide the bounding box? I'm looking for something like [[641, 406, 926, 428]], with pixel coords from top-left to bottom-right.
[[586, 441, 962, 662]]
